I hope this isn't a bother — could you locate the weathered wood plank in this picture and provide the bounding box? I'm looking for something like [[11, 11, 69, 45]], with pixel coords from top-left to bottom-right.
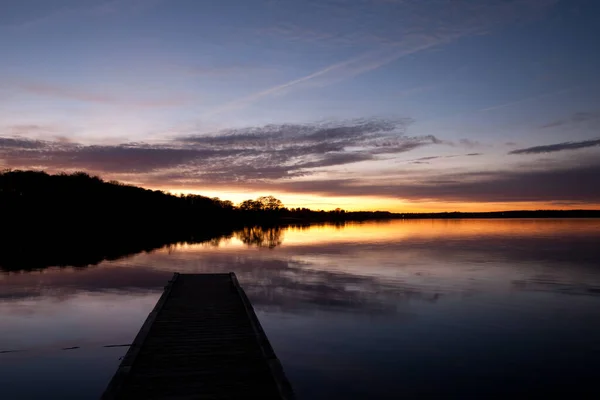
[[101, 273, 294, 400]]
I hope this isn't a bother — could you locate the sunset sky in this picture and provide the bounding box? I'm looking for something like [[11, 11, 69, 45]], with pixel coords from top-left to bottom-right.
[[1, 0, 599, 211]]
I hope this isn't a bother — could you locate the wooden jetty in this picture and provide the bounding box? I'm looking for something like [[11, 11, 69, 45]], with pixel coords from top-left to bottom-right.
[[101, 273, 294, 400]]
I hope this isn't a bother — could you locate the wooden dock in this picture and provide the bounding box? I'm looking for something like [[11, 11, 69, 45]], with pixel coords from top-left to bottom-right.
[[101, 273, 294, 400]]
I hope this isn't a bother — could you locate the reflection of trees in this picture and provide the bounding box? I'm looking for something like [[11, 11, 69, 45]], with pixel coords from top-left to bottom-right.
[[0, 231, 236, 272], [235, 226, 284, 249]]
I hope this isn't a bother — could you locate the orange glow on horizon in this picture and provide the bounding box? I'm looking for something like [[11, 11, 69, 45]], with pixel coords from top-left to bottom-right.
[[153, 186, 600, 213]]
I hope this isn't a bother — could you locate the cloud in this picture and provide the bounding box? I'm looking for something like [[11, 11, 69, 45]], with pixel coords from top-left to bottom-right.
[[411, 156, 442, 162], [2, 143, 213, 173], [541, 110, 600, 129], [183, 118, 405, 148], [0, 137, 45, 150], [1, 124, 69, 140], [179, 118, 416, 152], [5, 0, 163, 30], [4, 126, 600, 204], [369, 136, 440, 155], [509, 138, 600, 155], [17, 82, 190, 108], [479, 86, 575, 112], [203, 46, 436, 116], [6, 114, 596, 205], [201, 55, 374, 116], [459, 139, 481, 148], [208, 0, 559, 115], [218, 162, 600, 203], [405, 153, 482, 163], [1, 118, 443, 180]]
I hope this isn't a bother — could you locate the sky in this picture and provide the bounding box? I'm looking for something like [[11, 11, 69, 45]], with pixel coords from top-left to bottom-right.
[[1, 0, 600, 212]]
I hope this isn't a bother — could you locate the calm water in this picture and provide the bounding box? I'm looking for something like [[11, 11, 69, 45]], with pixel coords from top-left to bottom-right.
[[1, 219, 600, 399]]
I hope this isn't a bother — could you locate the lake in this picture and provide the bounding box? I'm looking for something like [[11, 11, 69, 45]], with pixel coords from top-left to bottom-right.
[[1, 219, 600, 399]]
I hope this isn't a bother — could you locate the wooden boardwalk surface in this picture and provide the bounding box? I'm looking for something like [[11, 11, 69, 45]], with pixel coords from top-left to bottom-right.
[[101, 273, 294, 400]]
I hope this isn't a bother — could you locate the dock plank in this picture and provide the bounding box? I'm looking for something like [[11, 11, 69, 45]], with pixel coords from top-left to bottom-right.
[[101, 273, 294, 400]]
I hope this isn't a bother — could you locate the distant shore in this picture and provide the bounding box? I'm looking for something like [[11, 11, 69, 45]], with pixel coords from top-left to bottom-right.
[[387, 210, 600, 219]]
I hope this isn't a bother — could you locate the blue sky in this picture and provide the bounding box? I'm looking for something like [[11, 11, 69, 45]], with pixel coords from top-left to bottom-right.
[[1, 0, 600, 210]]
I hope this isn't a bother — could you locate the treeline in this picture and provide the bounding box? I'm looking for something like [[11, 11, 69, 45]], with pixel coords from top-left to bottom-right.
[[0, 170, 393, 229], [0, 170, 236, 232], [0, 170, 389, 266]]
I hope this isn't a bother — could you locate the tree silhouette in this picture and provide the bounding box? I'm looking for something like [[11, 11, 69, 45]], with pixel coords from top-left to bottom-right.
[[239, 196, 284, 212], [239, 199, 262, 211], [257, 196, 283, 211]]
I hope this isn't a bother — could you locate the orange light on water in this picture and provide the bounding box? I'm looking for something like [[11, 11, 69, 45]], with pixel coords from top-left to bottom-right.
[[280, 218, 600, 245], [153, 219, 600, 254]]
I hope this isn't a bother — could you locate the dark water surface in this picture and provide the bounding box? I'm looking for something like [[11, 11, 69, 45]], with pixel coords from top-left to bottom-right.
[[1, 219, 600, 399]]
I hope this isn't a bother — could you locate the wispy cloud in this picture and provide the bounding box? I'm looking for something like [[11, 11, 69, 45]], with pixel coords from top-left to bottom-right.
[[17, 81, 191, 108], [201, 42, 448, 116], [409, 156, 443, 162], [202, 44, 449, 117], [207, 0, 559, 116], [541, 110, 600, 129], [5, 0, 163, 30], [479, 86, 576, 113], [459, 139, 482, 148], [201, 57, 365, 117], [404, 152, 483, 163], [409, 161, 430, 165], [510, 138, 600, 155], [4, 124, 61, 136]]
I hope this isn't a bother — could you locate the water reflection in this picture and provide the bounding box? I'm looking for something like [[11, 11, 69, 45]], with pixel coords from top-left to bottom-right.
[[0, 224, 290, 271], [235, 226, 284, 249], [3, 220, 600, 315], [1, 219, 600, 399]]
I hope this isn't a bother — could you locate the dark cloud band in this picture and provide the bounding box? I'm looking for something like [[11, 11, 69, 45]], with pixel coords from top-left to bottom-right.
[[1, 118, 441, 179], [510, 138, 600, 155]]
